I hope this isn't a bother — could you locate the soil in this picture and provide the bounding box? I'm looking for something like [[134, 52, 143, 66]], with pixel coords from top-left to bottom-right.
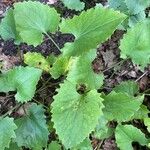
[[0, 0, 150, 150]]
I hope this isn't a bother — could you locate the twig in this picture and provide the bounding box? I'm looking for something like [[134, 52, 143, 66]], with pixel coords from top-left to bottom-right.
[[135, 71, 148, 82], [1, 103, 22, 118], [45, 33, 61, 51], [102, 59, 126, 73]]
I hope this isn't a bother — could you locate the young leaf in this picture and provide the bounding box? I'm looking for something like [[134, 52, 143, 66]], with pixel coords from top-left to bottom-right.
[[115, 124, 149, 150], [0, 9, 21, 43], [67, 50, 104, 90], [14, 103, 49, 149], [113, 81, 139, 96], [51, 81, 104, 148], [0, 117, 17, 150], [0, 66, 42, 102], [24, 52, 50, 72], [50, 55, 70, 79], [144, 118, 150, 133], [60, 7, 126, 56], [14, 1, 60, 46], [61, 0, 85, 11], [48, 141, 61, 150], [103, 91, 141, 122], [120, 19, 150, 70], [71, 138, 92, 150]]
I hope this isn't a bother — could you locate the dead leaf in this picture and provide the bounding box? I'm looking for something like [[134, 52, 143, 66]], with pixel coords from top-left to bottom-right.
[[101, 50, 116, 68], [47, 0, 58, 4]]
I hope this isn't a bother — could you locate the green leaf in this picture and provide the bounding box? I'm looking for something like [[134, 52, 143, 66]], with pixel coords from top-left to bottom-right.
[[144, 118, 150, 133], [50, 55, 70, 79], [67, 50, 104, 90], [120, 19, 150, 70], [131, 105, 149, 120], [103, 91, 141, 122], [5, 142, 22, 150], [0, 117, 17, 150], [72, 138, 92, 150], [14, 1, 60, 46], [94, 116, 114, 139], [113, 81, 139, 96], [60, 7, 126, 56], [108, 0, 128, 13], [115, 124, 149, 150], [128, 11, 146, 27], [0, 66, 42, 102], [24, 52, 50, 72], [61, 0, 85, 11], [51, 81, 104, 148], [15, 103, 49, 150], [48, 141, 61, 150], [0, 9, 21, 43], [108, 0, 149, 29], [125, 0, 150, 15]]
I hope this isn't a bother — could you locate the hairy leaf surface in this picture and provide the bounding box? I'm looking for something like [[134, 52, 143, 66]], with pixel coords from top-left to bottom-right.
[[0, 117, 17, 150], [0, 66, 42, 102], [60, 7, 126, 56], [15, 103, 49, 149], [51, 81, 104, 148]]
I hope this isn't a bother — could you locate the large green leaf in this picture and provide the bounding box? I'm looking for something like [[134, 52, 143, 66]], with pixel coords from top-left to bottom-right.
[[61, 0, 85, 11], [14, 1, 60, 46], [67, 50, 104, 90], [113, 81, 139, 96], [120, 19, 150, 70], [0, 9, 20, 43], [51, 81, 104, 148], [15, 103, 49, 150], [0, 66, 42, 102], [0, 117, 17, 150], [60, 7, 126, 56], [103, 91, 141, 122], [115, 124, 149, 150]]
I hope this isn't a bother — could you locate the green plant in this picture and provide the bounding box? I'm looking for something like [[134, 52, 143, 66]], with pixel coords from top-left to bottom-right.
[[108, 0, 150, 29], [0, 1, 150, 150]]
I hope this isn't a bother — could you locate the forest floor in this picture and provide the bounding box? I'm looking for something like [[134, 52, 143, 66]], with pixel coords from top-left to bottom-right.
[[0, 0, 150, 150]]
